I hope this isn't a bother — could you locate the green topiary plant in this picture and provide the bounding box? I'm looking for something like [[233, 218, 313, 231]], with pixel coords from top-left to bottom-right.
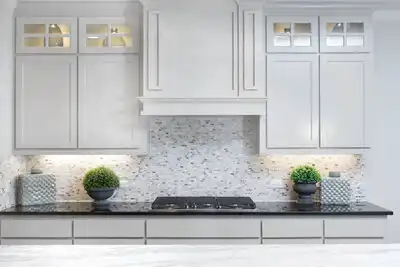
[[290, 165, 322, 184], [82, 166, 120, 191]]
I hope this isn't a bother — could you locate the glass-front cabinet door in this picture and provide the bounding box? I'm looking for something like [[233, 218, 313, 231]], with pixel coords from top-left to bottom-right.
[[79, 18, 139, 53], [16, 18, 77, 53], [266, 16, 318, 53], [320, 16, 371, 53]]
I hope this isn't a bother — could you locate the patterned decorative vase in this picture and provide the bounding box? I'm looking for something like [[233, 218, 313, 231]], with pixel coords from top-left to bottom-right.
[[17, 172, 56, 205], [321, 171, 351, 205]]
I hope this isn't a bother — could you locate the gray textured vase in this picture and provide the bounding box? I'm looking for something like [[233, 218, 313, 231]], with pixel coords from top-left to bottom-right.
[[293, 183, 317, 204], [86, 188, 116, 201]]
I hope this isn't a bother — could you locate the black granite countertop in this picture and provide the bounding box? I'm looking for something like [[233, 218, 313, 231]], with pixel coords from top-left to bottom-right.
[[0, 202, 393, 216]]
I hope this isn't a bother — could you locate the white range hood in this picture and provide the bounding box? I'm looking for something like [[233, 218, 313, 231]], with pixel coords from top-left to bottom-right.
[[139, 0, 266, 116]]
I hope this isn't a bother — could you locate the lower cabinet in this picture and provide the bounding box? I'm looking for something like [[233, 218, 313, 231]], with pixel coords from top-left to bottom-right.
[[0, 216, 388, 245], [262, 238, 323, 245], [74, 239, 144, 245], [147, 239, 260, 245], [1, 239, 73, 245], [324, 238, 384, 244]]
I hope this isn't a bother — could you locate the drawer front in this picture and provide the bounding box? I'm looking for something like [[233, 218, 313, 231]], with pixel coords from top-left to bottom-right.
[[74, 219, 145, 238], [324, 218, 386, 238], [1, 219, 72, 238], [263, 238, 323, 244], [1, 239, 72, 245], [262, 219, 323, 238], [147, 219, 260, 238], [74, 239, 145, 245], [325, 238, 384, 244], [147, 239, 260, 245]]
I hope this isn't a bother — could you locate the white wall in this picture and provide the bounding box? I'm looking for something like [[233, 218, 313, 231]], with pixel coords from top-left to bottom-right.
[[365, 10, 400, 242], [0, 0, 17, 162]]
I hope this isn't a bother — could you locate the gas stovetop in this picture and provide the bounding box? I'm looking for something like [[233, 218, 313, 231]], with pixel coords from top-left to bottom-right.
[[151, 197, 256, 210]]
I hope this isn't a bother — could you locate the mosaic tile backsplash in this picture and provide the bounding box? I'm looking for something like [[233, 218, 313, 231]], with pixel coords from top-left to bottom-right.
[[23, 117, 365, 203], [0, 156, 26, 210]]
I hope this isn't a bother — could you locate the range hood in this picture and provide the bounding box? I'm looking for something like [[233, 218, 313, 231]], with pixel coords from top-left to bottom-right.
[[138, 97, 267, 116], [139, 0, 266, 116]]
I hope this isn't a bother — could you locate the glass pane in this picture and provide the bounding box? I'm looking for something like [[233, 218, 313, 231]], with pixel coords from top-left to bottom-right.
[[346, 36, 364, 46], [111, 36, 132, 48], [24, 24, 45, 34], [86, 24, 108, 35], [24, 37, 45, 47], [293, 36, 311, 47], [86, 37, 108, 47], [274, 23, 291, 34], [294, 23, 311, 34], [326, 23, 344, 33], [48, 24, 70, 34], [347, 23, 364, 33], [326, 36, 344, 46], [48, 37, 70, 48], [110, 25, 131, 34], [274, 36, 291, 47]]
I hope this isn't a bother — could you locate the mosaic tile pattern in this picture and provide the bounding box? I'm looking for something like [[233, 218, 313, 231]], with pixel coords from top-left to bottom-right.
[[25, 117, 365, 203], [0, 156, 26, 210]]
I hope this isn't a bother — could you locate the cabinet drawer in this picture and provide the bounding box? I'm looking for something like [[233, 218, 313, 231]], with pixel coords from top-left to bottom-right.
[[147, 219, 260, 238], [325, 238, 384, 244], [263, 238, 323, 245], [73, 219, 145, 238], [324, 218, 386, 238], [74, 239, 144, 245], [1, 239, 72, 245], [147, 239, 260, 245], [1, 219, 72, 238], [262, 219, 323, 238]]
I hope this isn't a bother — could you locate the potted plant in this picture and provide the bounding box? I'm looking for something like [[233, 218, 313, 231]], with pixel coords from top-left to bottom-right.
[[290, 165, 322, 204], [83, 166, 120, 202]]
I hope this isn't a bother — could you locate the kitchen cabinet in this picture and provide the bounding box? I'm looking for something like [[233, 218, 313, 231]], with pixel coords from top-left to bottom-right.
[[15, 56, 78, 149], [79, 17, 139, 54], [1, 239, 73, 245], [238, 4, 265, 98], [320, 16, 372, 53], [320, 54, 371, 148], [78, 55, 147, 149], [266, 54, 319, 149], [16, 17, 77, 54], [146, 219, 260, 238], [0, 216, 389, 245], [142, 0, 238, 99], [147, 239, 260, 245], [266, 16, 319, 53]]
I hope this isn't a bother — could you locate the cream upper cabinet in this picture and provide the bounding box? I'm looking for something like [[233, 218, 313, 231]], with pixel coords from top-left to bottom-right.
[[78, 55, 147, 150], [266, 54, 319, 148], [16, 18, 77, 54], [143, 0, 238, 98], [320, 54, 371, 148], [15, 56, 78, 149], [79, 18, 139, 54], [266, 16, 318, 53], [320, 16, 372, 53]]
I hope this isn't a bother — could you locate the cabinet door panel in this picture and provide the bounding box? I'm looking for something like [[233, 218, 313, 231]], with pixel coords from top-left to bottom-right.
[[263, 238, 322, 244], [320, 54, 371, 148], [147, 239, 260, 245], [324, 218, 385, 238], [16, 56, 78, 149], [1, 219, 72, 238], [324, 238, 384, 244], [1, 239, 72, 245], [144, 0, 238, 98], [267, 54, 319, 148], [73, 219, 145, 238], [74, 239, 144, 245], [78, 55, 145, 149]]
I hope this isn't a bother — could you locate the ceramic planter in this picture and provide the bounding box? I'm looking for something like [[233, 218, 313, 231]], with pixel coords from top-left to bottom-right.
[[293, 183, 317, 204], [86, 188, 116, 202]]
